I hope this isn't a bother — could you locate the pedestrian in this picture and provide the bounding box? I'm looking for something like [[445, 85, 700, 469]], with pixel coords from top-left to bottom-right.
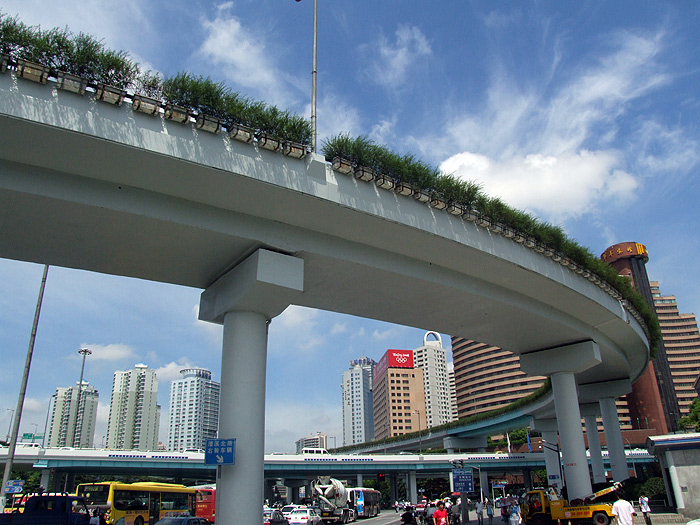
[[487, 499, 494, 525], [401, 506, 418, 525], [450, 500, 461, 525], [433, 500, 450, 525], [476, 499, 484, 525], [612, 490, 636, 525], [508, 503, 521, 525], [638, 493, 652, 525]]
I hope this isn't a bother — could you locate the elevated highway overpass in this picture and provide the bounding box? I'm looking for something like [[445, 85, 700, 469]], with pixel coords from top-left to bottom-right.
[[0, 447, 655, 501], [0, 70, 651, 520]]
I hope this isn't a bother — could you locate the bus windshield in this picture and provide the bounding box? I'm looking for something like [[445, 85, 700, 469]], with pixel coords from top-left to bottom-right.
[[76, 484, 110, 505]]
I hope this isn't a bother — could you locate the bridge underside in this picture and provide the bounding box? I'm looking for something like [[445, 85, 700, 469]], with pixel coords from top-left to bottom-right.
[[0, 82, 648, 387]]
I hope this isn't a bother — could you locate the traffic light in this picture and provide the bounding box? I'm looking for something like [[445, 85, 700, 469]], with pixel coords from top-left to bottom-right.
[[378, 473, 385, 481]]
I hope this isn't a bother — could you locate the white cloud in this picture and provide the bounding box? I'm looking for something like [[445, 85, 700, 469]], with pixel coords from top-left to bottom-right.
[[429, 29, 674, 224], [79, 343, 136, 362], [265, 400, 341, 453], [440, 150, 638, 222], [314, 93, 363, 145], [365, 25, 432, 88], [196, 4, 295, 107], [372, 328, 398, 342], [330, 323, 347, 335], [154, 360, 193, 384]]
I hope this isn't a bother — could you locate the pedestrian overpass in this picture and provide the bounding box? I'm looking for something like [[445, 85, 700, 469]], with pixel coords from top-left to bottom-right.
[[0, 71, 651, 522]]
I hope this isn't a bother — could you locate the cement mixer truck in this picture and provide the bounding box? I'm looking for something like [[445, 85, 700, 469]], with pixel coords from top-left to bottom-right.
[[311, 476, 356, 524]]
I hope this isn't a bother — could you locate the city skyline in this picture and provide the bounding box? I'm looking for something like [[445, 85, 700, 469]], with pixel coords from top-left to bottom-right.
[[1, 1, 699, 453]]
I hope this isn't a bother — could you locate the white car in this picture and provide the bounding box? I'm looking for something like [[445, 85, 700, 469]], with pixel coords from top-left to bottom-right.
[[281, 504, 302, 517], [286, 508, 323, 525]]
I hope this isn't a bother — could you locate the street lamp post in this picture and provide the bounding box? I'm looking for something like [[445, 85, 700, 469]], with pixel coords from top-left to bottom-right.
[[295, 0, 318, 152], [5, 409, 13, 442], [42, 394, 56, 448], [412, 409, 422, 453], [73, 348, 92, 448]]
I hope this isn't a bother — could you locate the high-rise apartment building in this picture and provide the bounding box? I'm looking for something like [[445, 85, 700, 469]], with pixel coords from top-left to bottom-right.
[[412, 332, 454, 428], [372, 349, 425, 441], [650, 281, 700, 418], [452, 338, 545, 418], [46, 382, 98, 448], [295, 432, 328, 453], [447, 362, 458, 422], [341, 357, 375, 446], [167, 368, 220, 451], [106, 363, 160, 451]]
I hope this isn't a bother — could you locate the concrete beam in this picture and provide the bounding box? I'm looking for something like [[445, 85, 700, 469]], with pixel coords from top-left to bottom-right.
[[578, 379, 632, 402], [443, 436, 488, 451], [520, 341, 601, 376], [199, 249, 304, 323]]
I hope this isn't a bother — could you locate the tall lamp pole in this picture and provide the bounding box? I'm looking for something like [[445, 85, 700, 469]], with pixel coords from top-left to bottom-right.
[[1, 264, 49, 508], [73, 348, 92, 448], [296, 0, 318, 152], [311, 0, 318, 152], [412, 409, 422, 453]]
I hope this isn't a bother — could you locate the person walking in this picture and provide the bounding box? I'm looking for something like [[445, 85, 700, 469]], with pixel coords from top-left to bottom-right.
[[476, 499, 484, 525], [638, 493, 652, 525], [508, 502, 522, 525], [433, 500, 450, 525], [487, 499, 494, 525], [612, 490, 636, 525]]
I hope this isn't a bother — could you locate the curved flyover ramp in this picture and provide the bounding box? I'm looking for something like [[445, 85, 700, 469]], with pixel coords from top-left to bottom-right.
[[0, 73, 649, 516]]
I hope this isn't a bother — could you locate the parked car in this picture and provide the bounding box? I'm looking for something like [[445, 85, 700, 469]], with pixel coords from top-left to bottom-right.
[[286, 507, 323, 525], [153, 517, 211, 525]]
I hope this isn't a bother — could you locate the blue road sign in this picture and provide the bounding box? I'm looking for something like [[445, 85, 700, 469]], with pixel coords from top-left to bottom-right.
[[205, 438, 235, 465], [452, 468, 474, 493], [4, 480, 24, 494]]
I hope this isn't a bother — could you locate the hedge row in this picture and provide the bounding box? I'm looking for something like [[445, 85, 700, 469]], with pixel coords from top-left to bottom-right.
[[322, 134, 661, 354], [0, 13, 311, 144]]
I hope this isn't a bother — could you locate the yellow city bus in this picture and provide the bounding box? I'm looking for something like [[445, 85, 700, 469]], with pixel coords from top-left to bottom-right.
[[76, 481, 195, 525]]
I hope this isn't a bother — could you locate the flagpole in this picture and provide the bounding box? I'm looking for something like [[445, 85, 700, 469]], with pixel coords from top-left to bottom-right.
[[311, 0, 318, 152]]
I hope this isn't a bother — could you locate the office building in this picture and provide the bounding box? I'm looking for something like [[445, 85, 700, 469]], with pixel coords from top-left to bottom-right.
[[167, 368, 220, 451], [46, 382, 98, 448], [650, 281, 700, 418], [412, 332, 454, 427], [341, 357, 375, 446], [106, 363, 161, 451], [372, 349, 426, 441], [602, 242, 679, 433], [452, 338, 545, 418]]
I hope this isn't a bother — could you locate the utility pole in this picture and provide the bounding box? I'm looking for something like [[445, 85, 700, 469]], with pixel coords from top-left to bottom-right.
[[1, 265, 49, 508]]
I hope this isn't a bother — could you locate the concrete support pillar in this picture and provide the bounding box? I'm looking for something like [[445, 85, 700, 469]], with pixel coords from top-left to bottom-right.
[[199, 249, 304, 525], [522, 468, 532, 491], [408, 471, 418, 503], [583, 414, 606, 484], [39, 469, 50, 492], [521, 342, 602, 499], [551, 371, 591, 498], [600, 397, 627, 482], [389, 474, 398, 502], [356, 474, 363, 487], [532, 419, 561, 491], [666, 451, 684, 513]]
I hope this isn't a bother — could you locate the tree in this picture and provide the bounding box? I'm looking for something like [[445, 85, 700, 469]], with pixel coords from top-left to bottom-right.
[[678, 398, 700, 431]]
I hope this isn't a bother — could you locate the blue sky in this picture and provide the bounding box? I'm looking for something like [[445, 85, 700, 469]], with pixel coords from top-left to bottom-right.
[[1, 1, 699, 453]]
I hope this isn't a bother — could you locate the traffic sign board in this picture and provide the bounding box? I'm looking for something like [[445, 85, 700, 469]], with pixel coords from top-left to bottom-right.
[[4, 480, 24, 494], [452, 468, 474, 493], [205, 438, 235, 465]]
